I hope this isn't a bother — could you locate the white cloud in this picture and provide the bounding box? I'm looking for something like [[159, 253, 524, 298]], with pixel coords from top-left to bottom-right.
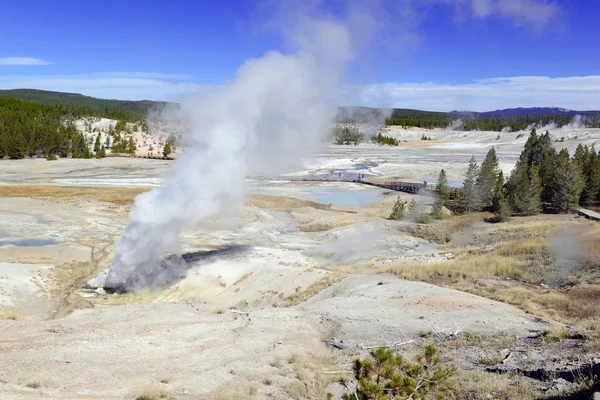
[[345, 75, 600, 111], [0, 72, 204, 101], [1, 72, 597, 112], [432, 0, 561, 30], [0, 57, 52, 66]]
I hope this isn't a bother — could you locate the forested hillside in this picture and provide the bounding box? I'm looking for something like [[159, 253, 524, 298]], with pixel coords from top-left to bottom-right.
[[0, 89, 164, 122], [0, 97, 145, 159], [385, 108, 600, 131]]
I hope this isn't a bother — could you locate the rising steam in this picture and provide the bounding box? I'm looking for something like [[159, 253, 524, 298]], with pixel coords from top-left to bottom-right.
[[100, 20, 354, 290]]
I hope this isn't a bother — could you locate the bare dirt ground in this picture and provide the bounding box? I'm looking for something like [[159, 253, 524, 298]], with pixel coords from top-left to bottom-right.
[[1, 128, 600, 399]]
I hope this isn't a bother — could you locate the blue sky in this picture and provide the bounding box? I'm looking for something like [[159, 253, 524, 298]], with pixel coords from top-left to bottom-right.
[[0, 0, 599, 111]]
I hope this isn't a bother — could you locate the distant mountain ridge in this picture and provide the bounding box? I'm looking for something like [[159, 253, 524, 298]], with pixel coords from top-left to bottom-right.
[[450, 107, 600, 117]]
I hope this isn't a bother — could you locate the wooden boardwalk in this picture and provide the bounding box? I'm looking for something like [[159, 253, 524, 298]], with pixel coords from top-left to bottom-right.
[[107, 154, 175, 160], [263, 176, 459, 199], [578, 208, 600, 221]]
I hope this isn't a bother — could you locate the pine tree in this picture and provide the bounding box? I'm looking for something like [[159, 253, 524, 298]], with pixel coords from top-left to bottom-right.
[[435, 169, 450, 204], [491, 171, 511, 222], [457, 156, 480, 213], [408, 199, 419, 219], [389, 198, 408, 220], [127, 137, 136, 154], [163, 142, 172, 157], [522, 166, 543, 215], [96, 145, 106, 159], [431, 197, 444, 220], [93, 134, 101, 153], [550, 149, 584, 212], [507, 158, 526, 212], [431, 169, 449, 220], [105, 135, 111, 149], [476, 147, 500, 209], [584, 148, 600, 204], [538, 148, 557, 204]]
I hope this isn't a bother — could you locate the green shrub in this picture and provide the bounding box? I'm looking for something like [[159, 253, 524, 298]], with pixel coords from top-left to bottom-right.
[[337, 344, 455, 400], [389, 198, 408, 220]]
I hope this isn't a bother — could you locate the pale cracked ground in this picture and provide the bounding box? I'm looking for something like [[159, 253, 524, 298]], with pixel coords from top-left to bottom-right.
[[3, 127, 598, 399]]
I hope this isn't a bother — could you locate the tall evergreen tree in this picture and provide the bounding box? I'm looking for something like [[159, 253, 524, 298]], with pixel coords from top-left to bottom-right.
[[538, 147, 557, 204], [435, 169, 450, 204], [491, 171, 511, 222], [456, 156, 480, 213], [522, 166, 543, 215], [163, 142, 172, 157], [584, 148, 600, 204], [432, 169, 449, 220], [507, 158, 529, 212], [476, 147, 500, 209], [96, 145, 106, 159], [550, 149, 584, 212], [93, 134, 101, 153]]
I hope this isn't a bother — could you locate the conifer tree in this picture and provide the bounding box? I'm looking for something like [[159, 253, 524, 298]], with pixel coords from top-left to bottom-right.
[[476, 147, 500, 209], [127, 137, 136, 154], [584, 148, 600, 204], [435, 169, 450, 204], [163, 142, 172, 157], [432, 169, 449, 219], [96, 145, 106, 159], [491, 171, 511, 222], [538, 147, 557, 204], [456, 156, 480, 213], [507, 158, 526, 212], [93, 134, 101, 153], [551, 149, 584, 212], [389, 197, 408, 220], [522, 166, 543, 215]]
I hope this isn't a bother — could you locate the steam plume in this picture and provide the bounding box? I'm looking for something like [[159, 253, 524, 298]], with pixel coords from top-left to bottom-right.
[[101, 19, 353, 290]]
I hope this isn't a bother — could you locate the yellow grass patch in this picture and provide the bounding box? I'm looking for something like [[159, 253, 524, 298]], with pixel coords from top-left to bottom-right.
[[388, 254, 525, 281], [0, 185, 149, 204], [283, 273, 344, 306]]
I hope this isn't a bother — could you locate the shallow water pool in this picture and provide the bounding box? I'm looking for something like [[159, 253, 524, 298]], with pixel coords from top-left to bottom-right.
[[0, 238, 60, 247]]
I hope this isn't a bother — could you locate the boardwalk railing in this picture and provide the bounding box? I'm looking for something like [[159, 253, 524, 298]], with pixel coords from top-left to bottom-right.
[[107, 153, 175, 160], [259, 176, 459, 199]]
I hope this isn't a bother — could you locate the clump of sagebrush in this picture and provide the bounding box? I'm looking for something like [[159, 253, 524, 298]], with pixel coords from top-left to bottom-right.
[[389, 197, 408, 220], [336, 344, 455, 400]]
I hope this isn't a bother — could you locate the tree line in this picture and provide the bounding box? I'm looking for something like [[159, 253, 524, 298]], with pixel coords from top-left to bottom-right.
[[385, 110, 600, 132], [0, 97, 144, 159], [391, 128, 600, 222]]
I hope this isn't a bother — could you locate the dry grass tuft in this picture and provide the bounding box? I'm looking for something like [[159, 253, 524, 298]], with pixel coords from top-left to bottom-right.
[[135, 385, 168, 400], [25, 382, 41, 389], [283, 273, 344, 306], [2, 309, 18, 320], [445, 370, 537, 400], [284, 351, 338, 400], [234, 272, 253, 286], [248, 194, 331, 212], [388, 254, 525, 281], [0, 185, 148, 204]]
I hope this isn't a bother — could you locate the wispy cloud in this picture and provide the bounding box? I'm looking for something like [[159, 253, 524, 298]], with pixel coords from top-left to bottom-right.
[[0, 57, 52, 66], [432, 0, 562, 31], [0, 72, 206, 101], [350, 75, 600, 112], [0, 72, 597, 112]]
